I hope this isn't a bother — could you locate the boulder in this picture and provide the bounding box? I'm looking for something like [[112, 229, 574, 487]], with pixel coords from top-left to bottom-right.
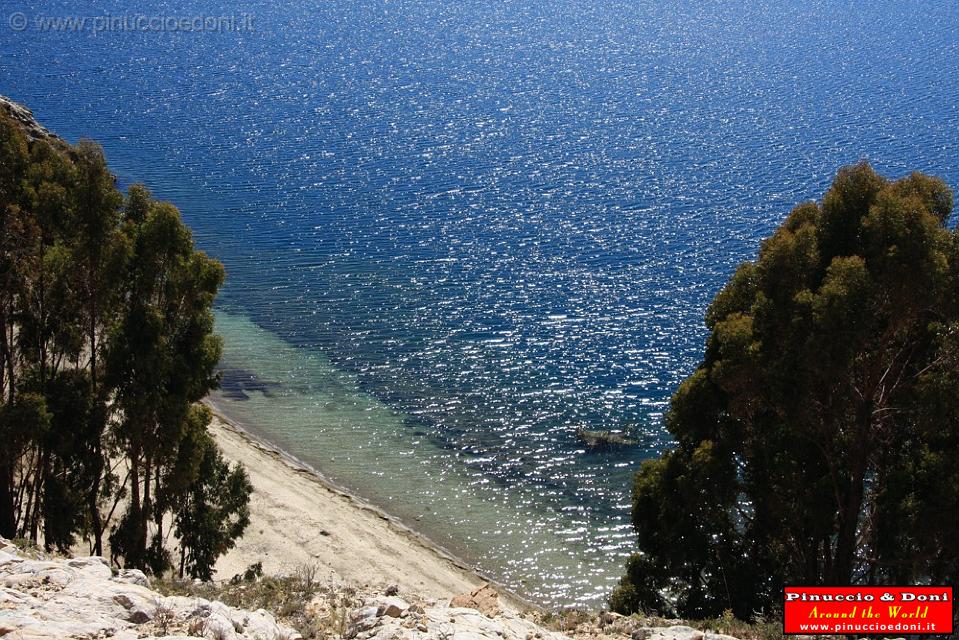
[[354, 595, 569, 640], [378, 596, 411, 618], [649, 626, 704, 640], [450, 583, 502, 617], [116, 568, 151, 587], [0, 537, 301, 640]]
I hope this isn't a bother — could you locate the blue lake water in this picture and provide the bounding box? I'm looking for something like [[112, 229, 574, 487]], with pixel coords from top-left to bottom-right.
[[3, 0, 958, 606]]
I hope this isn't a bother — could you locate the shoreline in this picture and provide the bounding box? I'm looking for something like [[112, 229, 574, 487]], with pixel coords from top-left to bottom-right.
[[205, 401, 534, 610]]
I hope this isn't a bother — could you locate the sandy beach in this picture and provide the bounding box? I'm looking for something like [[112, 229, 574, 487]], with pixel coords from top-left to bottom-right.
[[208, 409, 494, 603]]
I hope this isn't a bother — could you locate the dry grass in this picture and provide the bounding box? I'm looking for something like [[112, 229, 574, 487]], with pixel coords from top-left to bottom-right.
[[154, 562, 364, 639], [9, 538, 48, 560], [153, 562, 816, 640]]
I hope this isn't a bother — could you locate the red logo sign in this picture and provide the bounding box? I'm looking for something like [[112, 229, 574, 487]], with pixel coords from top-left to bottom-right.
[[783, 586, 954, 635]]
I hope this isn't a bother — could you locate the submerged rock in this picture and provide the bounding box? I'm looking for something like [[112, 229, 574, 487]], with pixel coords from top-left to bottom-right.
[[576, 429, 637, 450]]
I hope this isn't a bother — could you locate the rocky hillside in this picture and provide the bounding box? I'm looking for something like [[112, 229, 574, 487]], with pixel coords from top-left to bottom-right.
[[0, 538, 753, 640], [0, 96, 59, 141], [344, 591, 743, 640], [0, 537, 298, 640]]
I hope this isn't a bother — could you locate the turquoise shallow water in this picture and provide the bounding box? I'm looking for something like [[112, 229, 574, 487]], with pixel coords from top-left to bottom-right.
[[210, 310, 634, 604], [3, 0, 958, 606]]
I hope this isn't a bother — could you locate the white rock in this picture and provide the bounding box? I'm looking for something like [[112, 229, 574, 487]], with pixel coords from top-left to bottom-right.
[[203, 611, 240, 640], [0, 537, 740, 640], [116, 567, 151, 587], [378, 596, 411, 617], [355, 596, 745, 640], [0, 537, 301, 640], [649, 625, 704, 640]]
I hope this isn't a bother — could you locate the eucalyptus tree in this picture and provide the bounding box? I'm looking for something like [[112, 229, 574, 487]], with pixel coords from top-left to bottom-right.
[[107, 190, 227, 572], [1, 110, 250, 573], [612, 163, 959, 619], [170, 404, 252, 580]]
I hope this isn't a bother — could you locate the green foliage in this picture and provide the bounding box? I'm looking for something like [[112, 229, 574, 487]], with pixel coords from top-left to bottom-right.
[[34, 369, 99, 552], [106, 185, 226, 572], [0, 108, 248, 577], [612, 162, 959, 620], [0, 393, 52, 535], [173, 405, 252, 581]]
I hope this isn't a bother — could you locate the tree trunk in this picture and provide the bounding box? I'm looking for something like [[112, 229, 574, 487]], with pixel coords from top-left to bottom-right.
[[831, 407, 871, 583], [133, 454, 152, 568], [0, 463, 16, 539], [28, 448, 49, 543], [128, 446, 144, 567], [36, 250, 47, 389], [832, 462, 865, 583], [0, 302, 11, 403], [87, 448, 104, 556], [89, 284, 98, 392]]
